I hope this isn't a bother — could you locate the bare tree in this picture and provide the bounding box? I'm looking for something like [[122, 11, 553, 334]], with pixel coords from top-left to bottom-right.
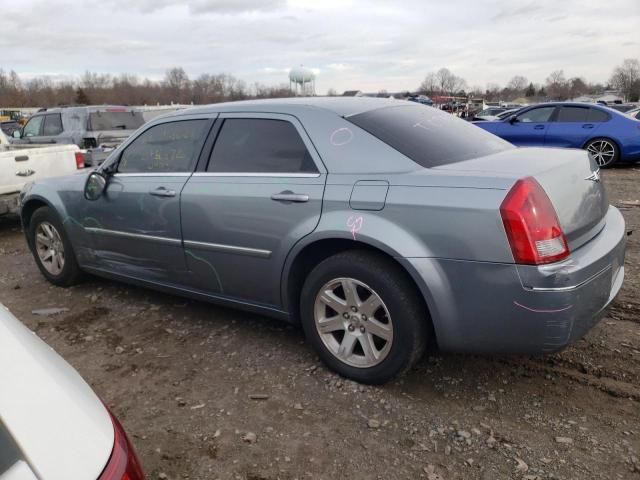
[[164, 67, 191, 103], [506, 75, 528, 94], [609, 58, 640, 101], [419, 72, 438, 95], [546, 70, 569, 100]]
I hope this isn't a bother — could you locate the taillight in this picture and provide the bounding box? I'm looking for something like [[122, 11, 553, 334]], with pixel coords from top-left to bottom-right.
[[75, 151, 85, 169], [500, 177, 569, 265], [99, 409, 145, 480]]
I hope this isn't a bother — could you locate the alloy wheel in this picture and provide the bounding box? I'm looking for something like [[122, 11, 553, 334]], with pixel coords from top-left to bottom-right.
[[314, 277, 393, 368], [586, 140, 616, 167], [35, 221, 65, 275]]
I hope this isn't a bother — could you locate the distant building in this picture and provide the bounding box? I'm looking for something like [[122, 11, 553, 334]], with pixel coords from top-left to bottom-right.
[[342, 90, 363, 97]]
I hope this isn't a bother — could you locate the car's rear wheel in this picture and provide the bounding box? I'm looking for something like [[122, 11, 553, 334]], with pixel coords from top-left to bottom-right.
[[585, 138, 619, 168], [29, 206, 83, 286], [300, 250, 428, 384]]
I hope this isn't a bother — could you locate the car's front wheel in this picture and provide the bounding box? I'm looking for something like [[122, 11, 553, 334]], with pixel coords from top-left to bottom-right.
[[300, 250, 429, 384], [585, 138, 619, 168], [29, 206, 83, 287]]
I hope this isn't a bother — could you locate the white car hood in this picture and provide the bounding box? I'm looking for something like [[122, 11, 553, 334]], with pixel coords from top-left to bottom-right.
[[0, 305, 113, 480]]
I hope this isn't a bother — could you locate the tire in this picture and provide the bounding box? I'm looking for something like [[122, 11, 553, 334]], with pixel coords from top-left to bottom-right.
[[300, 250, 429, 384], [28, 206, 83, 287], [584, 138, 619, 168]]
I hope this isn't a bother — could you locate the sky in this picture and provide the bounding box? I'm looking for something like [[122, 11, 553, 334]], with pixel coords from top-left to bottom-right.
[[1, 0, 639, 94]]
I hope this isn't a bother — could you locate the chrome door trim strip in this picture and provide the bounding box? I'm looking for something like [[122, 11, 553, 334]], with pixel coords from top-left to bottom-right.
[[112, 172, 192, 177], [184, 239, 272, 258], [191, 172, 320, 178], [85, 227, 182, 245]]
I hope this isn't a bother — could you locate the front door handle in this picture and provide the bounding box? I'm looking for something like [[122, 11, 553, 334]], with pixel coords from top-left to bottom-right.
[[14, 155, 29, 162], [271, 191, 309, 203], [534, 125, 545, 130], [149, 187, 176, 198], [16, 169, 35, 177], [582, 124, 594, 129]]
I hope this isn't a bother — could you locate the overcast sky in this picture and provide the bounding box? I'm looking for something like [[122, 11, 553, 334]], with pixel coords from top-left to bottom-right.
[[2, 0, 639, 93]]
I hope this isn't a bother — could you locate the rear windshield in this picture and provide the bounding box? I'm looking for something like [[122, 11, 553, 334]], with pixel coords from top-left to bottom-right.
[[348, 104, 513, 167], [88, 111, 145, 131]]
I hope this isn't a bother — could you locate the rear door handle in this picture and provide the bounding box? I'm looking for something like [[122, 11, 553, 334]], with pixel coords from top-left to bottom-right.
[[149, 187, 176, 198], [14, 155, 29, 162], [16, 169, 35, 177], [271, 192, 309, 203], [534, 125, 545, 130], [582, 124, 594, 129]]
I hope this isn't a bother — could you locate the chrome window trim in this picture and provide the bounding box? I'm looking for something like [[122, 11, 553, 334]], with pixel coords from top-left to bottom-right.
[[85, 227, 182, 246], [191, 172, 320, 178], [183, 239, 272, 258], [113, 172, 192, 177]]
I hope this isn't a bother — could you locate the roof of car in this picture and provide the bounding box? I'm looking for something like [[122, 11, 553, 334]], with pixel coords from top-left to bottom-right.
[[41, 105, 138, 114], [174, 97, 403, 118]]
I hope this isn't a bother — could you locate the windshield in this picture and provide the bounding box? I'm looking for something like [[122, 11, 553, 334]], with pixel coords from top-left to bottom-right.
[[87, 111, 145, 131], [348, 104, 513, 168]]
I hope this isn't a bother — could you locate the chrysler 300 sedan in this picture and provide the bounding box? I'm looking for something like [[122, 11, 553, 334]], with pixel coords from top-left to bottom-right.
[[20, 98, 626, 384]]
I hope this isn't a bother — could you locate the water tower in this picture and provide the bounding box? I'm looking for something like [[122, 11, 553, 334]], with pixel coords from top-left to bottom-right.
[[289, 66, 316, 96]]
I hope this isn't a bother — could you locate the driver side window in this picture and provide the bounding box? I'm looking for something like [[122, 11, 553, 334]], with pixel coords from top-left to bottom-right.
[[23, 116, 44, 137], [118, 120, 209, 173], [516, 107, 555, 123]]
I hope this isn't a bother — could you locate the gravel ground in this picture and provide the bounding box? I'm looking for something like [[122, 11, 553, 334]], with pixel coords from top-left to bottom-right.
[[1, 167, 639, 480]]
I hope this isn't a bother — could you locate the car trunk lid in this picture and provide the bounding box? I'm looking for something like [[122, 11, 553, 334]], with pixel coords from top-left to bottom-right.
[[434, 147, 608, 251], [0, 304, 114, 479]]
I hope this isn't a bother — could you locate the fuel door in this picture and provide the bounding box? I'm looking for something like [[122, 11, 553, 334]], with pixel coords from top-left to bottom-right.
[[349, 180, 389, 211]]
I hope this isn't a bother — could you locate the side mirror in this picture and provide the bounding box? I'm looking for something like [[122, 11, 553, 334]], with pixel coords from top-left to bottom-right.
[[509, 115, 519, 124], [84, 172, 107, 201], [12, 130, 21, 138]]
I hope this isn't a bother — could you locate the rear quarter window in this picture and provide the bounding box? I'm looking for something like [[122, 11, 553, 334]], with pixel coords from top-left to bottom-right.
[[347, 105, 512, 168], [588, 108, 610, 122]]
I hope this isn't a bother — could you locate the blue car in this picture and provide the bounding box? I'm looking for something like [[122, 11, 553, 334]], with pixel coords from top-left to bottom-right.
[[475, 102, 640, 167]]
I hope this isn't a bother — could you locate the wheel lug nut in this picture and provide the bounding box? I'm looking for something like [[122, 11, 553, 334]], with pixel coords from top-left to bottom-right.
[[361, 314, 367, 321], [351, 306, 358, 312], [348, 324, 355, 332], [360, 326, 365, 333], [343, 312, 349, 319]]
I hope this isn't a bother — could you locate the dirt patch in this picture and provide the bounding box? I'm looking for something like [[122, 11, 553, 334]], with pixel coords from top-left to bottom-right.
[[0, 166, 639, 480]]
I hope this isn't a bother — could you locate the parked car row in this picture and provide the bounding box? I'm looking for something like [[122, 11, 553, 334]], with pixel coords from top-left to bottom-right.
[[474, 102, 640, 167]]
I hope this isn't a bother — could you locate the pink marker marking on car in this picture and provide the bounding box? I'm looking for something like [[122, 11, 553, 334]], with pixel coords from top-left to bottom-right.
[[347, 215, 364, 240]]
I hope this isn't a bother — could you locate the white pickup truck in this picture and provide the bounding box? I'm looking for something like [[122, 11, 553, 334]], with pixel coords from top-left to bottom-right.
[[0, 130, 83, 216]]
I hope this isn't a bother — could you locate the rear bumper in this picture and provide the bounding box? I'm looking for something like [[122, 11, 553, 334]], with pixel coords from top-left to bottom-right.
[[403, 206, 626, 354]]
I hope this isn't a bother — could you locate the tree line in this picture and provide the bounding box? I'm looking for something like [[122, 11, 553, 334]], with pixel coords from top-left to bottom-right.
[[0, 67, 294, 107], [418, 58, 640, 102], [1, 59, 639, 108]]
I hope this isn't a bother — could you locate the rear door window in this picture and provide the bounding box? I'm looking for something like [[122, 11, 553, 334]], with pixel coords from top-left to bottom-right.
[[208, 118, 318, 173], [42, 114, 63, 135], [556, 106, 589, 122], [118, 120, 209, 173], [515, 107, 556, 123], [347, 105, 512, 168]]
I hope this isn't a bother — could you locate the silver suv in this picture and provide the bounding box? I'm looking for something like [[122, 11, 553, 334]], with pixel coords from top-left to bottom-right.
[[12, 106, 145, 166]]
